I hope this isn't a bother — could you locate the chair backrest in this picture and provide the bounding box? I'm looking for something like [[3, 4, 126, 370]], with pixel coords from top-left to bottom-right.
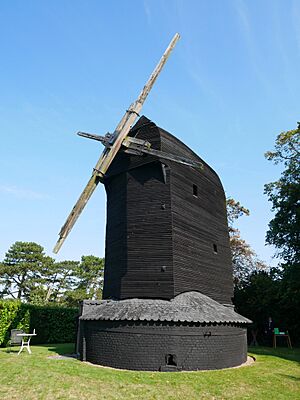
[[274, 327, 280, 335], [10, 329, 24, 345]]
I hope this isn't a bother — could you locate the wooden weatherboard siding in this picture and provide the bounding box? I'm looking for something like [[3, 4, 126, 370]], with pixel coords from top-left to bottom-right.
[[170, 161, 232, 304], [102, 173, 128, 299], [103, 116, 233, 304]]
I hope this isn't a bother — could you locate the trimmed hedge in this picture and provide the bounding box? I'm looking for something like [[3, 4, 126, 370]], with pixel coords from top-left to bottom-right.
[[0, 300, 30, 346], [0, 300, 78, 346]]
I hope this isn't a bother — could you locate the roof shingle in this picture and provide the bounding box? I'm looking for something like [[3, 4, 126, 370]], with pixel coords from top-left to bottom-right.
[[80, 291, 251, 324]]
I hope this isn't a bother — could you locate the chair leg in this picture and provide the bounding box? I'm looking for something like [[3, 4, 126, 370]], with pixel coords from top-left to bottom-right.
[[287, 334, 292, 349]]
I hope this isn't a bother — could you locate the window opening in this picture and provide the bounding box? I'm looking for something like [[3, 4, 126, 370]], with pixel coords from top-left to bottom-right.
[[213, 244, 218, 254], [165, 354, 177, 366], [193, 184, 198, 197]]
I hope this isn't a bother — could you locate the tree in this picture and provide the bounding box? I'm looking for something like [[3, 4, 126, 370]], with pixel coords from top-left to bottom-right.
[[0, 242, 54, 300], [77, 255, 104, 299], [0, 242, 104, 306], [62, 255, 104, 306], [264, 122, 300, 264], [226, 198, 268, 286], [263, 123, 300, 342], [233, 270, 280, 334], [43, 260, 79, 303]]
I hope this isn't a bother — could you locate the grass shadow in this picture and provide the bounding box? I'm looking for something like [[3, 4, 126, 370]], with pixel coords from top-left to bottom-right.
[[1, 342, 77, 360], [1, 342, 76, 356], [277, 374, 300, 381], [42, 342, 76, 356], [4, 347, 20, 354], [249, 346, 300, 365]]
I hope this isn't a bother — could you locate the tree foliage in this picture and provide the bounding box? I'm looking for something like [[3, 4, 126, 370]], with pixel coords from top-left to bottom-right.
[[62, 255, 104, 306], [253, 122, 300, 342], [45, 260, 80, 303], [0, 242, 104, 307], [264, 122, 300, 264], [226, 198, 268, 286], [233, 270, 280, 332], [0, 242, 53, 300], [234, 123, 300, 344]]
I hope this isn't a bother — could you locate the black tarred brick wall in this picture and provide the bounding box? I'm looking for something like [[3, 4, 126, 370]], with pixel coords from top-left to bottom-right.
[[81, 320, 247, 371]]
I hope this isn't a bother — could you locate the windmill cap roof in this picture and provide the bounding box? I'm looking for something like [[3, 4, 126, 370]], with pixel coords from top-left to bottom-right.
[[80, 291, 251, 324]]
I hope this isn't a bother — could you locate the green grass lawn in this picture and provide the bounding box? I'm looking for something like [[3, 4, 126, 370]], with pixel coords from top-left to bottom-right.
[[0, 344, 299, 400]]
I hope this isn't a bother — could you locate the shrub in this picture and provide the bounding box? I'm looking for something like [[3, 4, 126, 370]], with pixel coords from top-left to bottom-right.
[[28, 305, 78, 344], [0, 300, 78, 346], [0, 300, 30, 346]]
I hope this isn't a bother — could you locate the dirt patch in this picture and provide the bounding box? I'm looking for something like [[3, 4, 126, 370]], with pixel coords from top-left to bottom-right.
[[81, 356, 255, 372]]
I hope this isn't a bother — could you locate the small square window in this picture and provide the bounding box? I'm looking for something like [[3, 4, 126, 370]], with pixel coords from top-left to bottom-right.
[[193, 184, 198, 197]]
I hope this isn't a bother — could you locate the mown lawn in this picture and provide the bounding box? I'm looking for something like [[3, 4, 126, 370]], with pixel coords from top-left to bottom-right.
[[0, 344, 299, 400]]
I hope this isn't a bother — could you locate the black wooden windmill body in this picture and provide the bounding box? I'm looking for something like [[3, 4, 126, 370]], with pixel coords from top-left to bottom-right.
[[54, 34, 250, 371]]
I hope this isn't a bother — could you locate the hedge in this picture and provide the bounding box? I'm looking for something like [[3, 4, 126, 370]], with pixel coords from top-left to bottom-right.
[[0, 300, 78, 346]]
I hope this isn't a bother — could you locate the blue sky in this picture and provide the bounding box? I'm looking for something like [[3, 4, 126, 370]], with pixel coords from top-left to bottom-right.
[[1, 0, 299, 265]]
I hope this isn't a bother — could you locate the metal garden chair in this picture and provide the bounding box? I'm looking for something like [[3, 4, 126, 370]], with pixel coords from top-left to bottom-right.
[[7, 329, 24, 353]]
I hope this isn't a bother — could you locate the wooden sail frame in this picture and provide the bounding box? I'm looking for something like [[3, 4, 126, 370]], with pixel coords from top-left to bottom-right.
[[53, 33, 180, 253]]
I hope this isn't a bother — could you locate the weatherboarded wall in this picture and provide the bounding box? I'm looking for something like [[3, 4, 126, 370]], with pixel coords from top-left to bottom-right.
[[169, 160, 233, 305], [103, 116, 233, 304]]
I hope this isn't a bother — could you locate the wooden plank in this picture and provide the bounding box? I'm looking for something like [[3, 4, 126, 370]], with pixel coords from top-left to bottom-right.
[[53, 33, 180, 253], [122, 136, 203, 168]]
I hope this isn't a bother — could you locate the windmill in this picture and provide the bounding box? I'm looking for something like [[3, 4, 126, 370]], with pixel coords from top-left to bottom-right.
[[54, 34, 251, 371], [53, 33, 191, 254]]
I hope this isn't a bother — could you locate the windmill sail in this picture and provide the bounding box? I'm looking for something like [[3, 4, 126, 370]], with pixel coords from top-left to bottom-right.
[[53, 33, 180, 253]]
